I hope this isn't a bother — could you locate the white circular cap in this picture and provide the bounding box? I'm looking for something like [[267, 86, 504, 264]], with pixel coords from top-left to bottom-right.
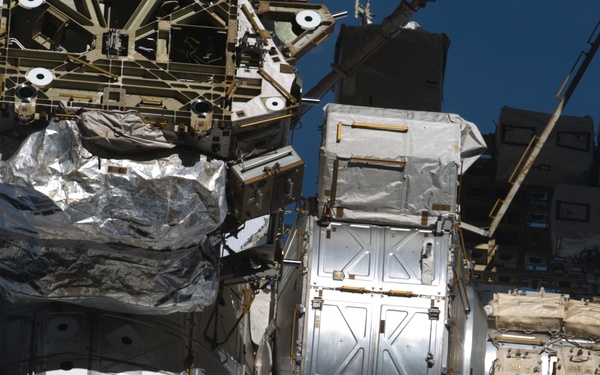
[[18, 0, 45, 9], [295, 10, 321, 30], [27, 67, 54, 87], [265, 97, 285, 111]]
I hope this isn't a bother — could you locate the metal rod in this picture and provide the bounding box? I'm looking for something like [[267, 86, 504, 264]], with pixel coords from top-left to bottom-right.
[[487, 18, 600, 238]]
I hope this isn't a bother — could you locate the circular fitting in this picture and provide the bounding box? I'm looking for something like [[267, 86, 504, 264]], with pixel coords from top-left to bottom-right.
[[15, 84, 37, 101], [48, 316, 79, 339], [191, 98, 213, 117], [265, 97, 285, 111], [18, 0, 45, 9], [295, 10, 321, 30], [27, 67, 54, 87]]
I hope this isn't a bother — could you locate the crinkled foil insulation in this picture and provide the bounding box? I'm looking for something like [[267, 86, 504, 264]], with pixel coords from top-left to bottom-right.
[[0, 119, 227, 313]]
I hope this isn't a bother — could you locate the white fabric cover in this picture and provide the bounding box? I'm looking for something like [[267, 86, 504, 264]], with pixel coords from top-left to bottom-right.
[[492, 292, 565, 333], [564, 300, 600, 339], [318, 104, 486, 227]]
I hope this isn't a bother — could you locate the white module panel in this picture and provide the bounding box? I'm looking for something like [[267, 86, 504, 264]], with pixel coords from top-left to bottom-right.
[[311, 222, 452, 296], [302, 289, 448, 375]]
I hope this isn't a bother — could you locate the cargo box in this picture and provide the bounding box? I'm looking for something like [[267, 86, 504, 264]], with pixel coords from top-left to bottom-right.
[[318, 104, 485, 228], [228, 145, 304, 222]]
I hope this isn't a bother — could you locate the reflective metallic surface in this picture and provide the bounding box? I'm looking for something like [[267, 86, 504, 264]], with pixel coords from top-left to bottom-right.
[[0, 119, 224, 313]]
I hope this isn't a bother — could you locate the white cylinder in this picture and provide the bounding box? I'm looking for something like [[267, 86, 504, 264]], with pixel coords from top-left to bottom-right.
[[295, 10, 321, 31], [27, 67, 54, 87], [18, 0, 45, 9], [265, 97, 285, 111]]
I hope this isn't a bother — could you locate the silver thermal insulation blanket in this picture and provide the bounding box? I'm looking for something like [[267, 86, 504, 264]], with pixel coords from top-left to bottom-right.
[[492, 292, 565, 333], [0, 119, 227, 313], [78, 110, 177, 153], [564, 300, 600, 339], [318, 104, 486, 227], [496, 107, 594, 186], [551, 184, 600, 258]]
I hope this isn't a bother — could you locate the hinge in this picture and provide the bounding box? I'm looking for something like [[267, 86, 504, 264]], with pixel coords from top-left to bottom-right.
[[386, 290, 417, 298], [337, 286, 367, 294], [336, 286, 417, 297]]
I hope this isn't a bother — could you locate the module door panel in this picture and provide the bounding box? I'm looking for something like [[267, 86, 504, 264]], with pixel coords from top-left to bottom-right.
[[374, 297, 447, 375], [311, 222, 380, 289], [382, 229, 450, 295], [97, 314, 188, 372], [304, 290, 375, 375]]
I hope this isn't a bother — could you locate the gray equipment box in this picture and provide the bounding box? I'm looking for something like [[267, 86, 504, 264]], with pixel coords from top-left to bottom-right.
[[550, 184, 600, 257], [334, 24, 450, 112], [496, 107, 594, 187], [228, 145, 304, 222], [318, 104, 482, 228]]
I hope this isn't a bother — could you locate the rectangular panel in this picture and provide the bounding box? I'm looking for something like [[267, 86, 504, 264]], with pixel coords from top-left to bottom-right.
[[97, 314, 187, 373], [375, 297, 447, 375], [304, 290, 376, 375], [311, 223, 450, 295], [0, 317, 32, 373], [381, 228, 450, 295], [39, 312, 89, 371], [495, 107, 594, 186], [311, 222, 379, 288], [303, 290, 448, 375]]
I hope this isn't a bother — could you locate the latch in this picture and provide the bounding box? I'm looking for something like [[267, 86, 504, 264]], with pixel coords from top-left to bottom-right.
[[332, 270, 344, 281], [428, 300, 440, 320], [311, 297, 323, 310], [426, 352, 435, 368]]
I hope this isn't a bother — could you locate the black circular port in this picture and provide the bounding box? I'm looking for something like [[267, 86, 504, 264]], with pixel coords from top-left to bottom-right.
[[304, 16, 313, 22], [36, 73, 45, 80], [529, 256, 544, 264], [57, 323, 69, 332], [60, 361, 74, 371], [191, 99, 213, 117], [15, 84, 37, 101], [121, 336, 133, 345]]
